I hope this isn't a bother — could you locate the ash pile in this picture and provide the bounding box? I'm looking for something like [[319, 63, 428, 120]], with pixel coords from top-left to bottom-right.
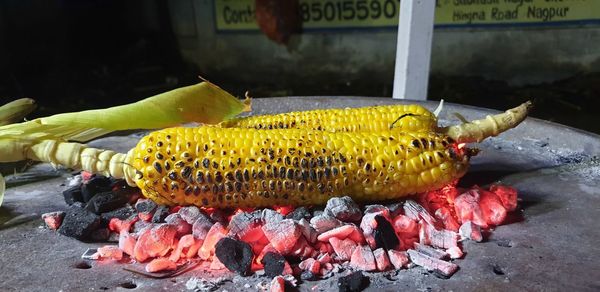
[[43, 172, 518, 292]]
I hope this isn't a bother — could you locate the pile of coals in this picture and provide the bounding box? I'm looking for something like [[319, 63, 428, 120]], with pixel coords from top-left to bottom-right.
[[42, 172, 518, 292]]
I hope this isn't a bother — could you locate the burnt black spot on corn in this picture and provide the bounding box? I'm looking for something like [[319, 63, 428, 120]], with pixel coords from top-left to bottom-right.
[[219, 104, 438, 133], [131, 126, 470, 208]]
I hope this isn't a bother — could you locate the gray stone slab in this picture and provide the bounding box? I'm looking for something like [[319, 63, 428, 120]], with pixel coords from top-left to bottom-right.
[[1, 97, 599, 291]]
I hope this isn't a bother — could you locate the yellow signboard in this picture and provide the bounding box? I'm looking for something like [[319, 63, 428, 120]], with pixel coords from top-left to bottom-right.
[[215, 0, 600, 31]]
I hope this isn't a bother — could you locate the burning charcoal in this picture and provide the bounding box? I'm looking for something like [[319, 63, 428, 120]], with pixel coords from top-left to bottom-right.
[[214, 237, 253, 276], [414, 243, 449, 260], [135, 199, 158, 221], [170, 234, 201, 261], [299, 258, 321, 275], [210, 256, 227, 270], [152, 205, 170, 223], [430, 228, 459, 249], [94, 245, 123, 260], [387, 250, 409, 269], [85, 191, 129, 214], [480, 190, 508, 226], [301, 270, 317, 281], [192, 215, 215, 240], [310, 214, 343, 233], [459, 221, 483, 242], [270, 276, 286, 292], [261, 209, 285, 225], [145, 258, 177, 273], [420, 223, 458, 249], [63, 186, 83, 205], [262, 219, 301, 254], [118, 231, 137, 256], [199, 222, 227, 259], [320, 262, 334, 276], [58, 205, 101, 240], [387, 203, 404, 218], [373, 248, 391, 271], [317, 253, 331, 264], [329, 237, 358, 261], [403, 200, 436, 226], [446, 246, 463, 259], [490, 184, 518, 211], [67, 174, 83, 187], [434, 207, 460, 232], [101, 204, 136, 222], [392, 214, 418, 235], [454, 189, 488, 228], [325, 196, 362, 222], [337, 271, 370, 292], [134, 224, 177, 261], [285, 206, 311, 221], [373, 215, 400, 251], [90, 228, 110, 242], [407, 249, 458, 278], [81, 176, 112, 202], [42, 211, 65, 230], [164, 213, 192, 237], [178, 206, 202, 225], [132, 220, 152, 234], [364, 204, 387, 214], [350, 245, 377, 271], [228, 211, 263, 241], [209, 208, 227, 225], [262, 252, 286, 277], [298, 218, 318, 243], [317, 224, 355, 242]]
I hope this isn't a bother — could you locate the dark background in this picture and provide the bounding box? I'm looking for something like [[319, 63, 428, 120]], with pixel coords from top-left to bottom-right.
[[1, 0, 599, 134]]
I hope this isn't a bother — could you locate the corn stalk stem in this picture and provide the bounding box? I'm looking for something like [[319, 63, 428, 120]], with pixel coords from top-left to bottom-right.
[[26, 140, 136, 186], [441, 101, 532, 143]]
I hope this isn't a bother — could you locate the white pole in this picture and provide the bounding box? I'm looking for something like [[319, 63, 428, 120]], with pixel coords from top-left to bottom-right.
[[392, 0, 436, 100]]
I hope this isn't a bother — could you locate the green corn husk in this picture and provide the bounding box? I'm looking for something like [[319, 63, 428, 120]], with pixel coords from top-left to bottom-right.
[[0, 98, 36, 126], [0, 81, 251, 205]]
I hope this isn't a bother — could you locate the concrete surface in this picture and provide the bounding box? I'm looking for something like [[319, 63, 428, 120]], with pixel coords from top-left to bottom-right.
[[1, 97, 599, 291]]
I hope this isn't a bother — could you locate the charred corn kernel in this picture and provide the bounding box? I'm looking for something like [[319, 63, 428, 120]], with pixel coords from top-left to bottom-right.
[[130, 126, 469, 208], [220, 104, 437, 133]]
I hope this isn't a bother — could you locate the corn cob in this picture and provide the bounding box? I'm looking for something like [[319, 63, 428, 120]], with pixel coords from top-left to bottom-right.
[[220, 104, 438, 133], [130, 127, 470, 207]]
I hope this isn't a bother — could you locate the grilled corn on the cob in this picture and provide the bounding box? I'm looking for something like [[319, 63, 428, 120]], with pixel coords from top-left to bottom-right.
[[220, 104, 438, 133], [131, 127, 470, 207]]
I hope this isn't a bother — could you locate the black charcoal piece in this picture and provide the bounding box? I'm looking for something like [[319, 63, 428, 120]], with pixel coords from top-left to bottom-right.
[[214, 237, 253, 276], [285, 207, 311, 221], [101, 204, 136, 222], [85, 191, 129, 214], [63, 186, 83, 205], [152, 205, 170, 223], [325, 196, 362, 222], [301, 271, 317, 281], [387, 203, 404, 218], [373, 215, 399, 251], [134, 198, 158, 213], [337, 271, 369, 292], [58, 205, 101, 240], [209, 209, 227, 225], [90, 228, 110, 242], [81, 176, 112, 202], [262, 252, 285, 278]]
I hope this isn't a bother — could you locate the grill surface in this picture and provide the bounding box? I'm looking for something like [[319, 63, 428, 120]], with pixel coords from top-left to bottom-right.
[[1, 97, 599, 291]]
